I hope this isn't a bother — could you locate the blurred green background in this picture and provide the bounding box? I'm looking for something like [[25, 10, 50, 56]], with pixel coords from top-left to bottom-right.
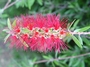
[[0, 0, 90, 67]]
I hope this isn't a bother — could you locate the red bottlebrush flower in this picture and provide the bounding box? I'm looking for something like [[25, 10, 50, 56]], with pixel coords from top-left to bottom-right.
[[6, 14, 68, 52]]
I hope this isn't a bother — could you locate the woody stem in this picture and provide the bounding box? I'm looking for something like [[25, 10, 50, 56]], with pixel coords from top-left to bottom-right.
[[69, 32, 90, 35]]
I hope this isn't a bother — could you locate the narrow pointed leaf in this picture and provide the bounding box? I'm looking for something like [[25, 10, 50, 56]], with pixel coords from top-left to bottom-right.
[[21, 28, 30, 34], [82, 37, 90, 46], [7, 18, 12, 30], [3, 29, 10, 33], [37, 0, 43, 5], [43, 55, 50, 60], [27, 0, 35, 9], [12, 20, 16, 27], [4, 34, 10, 43], [78, 26, 90, 32], [78, 35, 83, 45], [68, 19, 76, 29], [71, 35, 82, 49], [71, 19, 80, 30]]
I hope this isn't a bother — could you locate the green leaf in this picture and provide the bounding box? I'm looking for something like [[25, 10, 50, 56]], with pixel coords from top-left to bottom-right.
[[15, 0, 25, 8], [80, 60, 85, 67], [3, 29, 10, 33], [37, 0, 43, 5], [21, 28, 30, 34], [68, 2, 74, 8], [52, 62, 55, 67], [69, 58, 84, 67], [78, 26, 90, 32], [43, 55, 50, 60], [71, 19, 80, 30], [7, 18, 12, 30], [78, 35, 83, 45], [71, 35, 82, 49], [27, 0, 35, 9], [82, 37, 90, 46], [69, 58, 76, 66], [4, 34, 10, 43], [0, 9, 4, 15], [58, 62, 68, 67], [12, 20, 16, 27], [73, 59, 81, 67], [55, 50, 58, 58], [1, 14, 8, 18], [53, 60, 60, 66], [68, 19, 76, 29]]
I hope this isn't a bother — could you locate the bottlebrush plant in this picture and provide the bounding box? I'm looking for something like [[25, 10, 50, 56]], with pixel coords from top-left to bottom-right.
[[3, 14, 90, 52]]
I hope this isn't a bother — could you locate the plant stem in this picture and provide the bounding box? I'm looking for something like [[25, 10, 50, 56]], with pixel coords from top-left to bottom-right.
[[34, 52, 90, 64], [70, 32, 90, 35]]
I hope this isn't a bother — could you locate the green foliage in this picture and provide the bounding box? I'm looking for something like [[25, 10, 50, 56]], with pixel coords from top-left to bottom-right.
[[37, 0, 43, 5], [71, 35, 82, 49], [4, 34, 10, 43], [15, 0, 36, 10], [78, 26, 90, 32], [27, 0, 35, 9], [82, 37, 90, 47], [70, 19, 80, 30], [0, 0, 90, 67], [7, 18, 12, 30], [21, 28, 30, 34]]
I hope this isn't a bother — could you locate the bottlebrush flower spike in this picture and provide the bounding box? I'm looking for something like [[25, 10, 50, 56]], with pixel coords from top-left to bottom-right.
[[4, 14, 68, 52]]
